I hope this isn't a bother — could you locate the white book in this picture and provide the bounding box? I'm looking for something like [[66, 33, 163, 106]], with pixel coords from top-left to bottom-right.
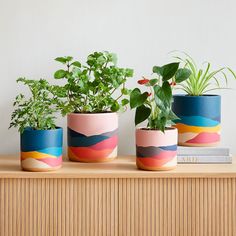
[[177, 155, 232, 164], [177, 146, 230, 157]]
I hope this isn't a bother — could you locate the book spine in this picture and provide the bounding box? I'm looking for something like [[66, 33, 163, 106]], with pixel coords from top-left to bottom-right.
[[177, 155, 232, 164]]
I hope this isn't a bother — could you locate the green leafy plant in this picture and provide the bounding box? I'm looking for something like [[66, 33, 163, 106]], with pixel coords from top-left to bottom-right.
[[174, 53, 236, 96], [52, 51, 133, 115], [9, 78, 60, 133], [130, 63, 191, 132]]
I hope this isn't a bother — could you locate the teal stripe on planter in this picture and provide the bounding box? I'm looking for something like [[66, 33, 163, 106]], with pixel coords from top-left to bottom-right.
[[172, 94, 221, 120], [21, 127, 63, 152]]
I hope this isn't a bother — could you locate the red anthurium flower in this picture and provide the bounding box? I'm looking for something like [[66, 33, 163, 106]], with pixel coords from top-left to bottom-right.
[[138, 77, 150, 85], [169, 81, 176, 86]]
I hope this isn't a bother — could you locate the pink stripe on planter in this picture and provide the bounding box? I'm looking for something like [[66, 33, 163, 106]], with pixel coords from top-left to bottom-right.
[[67, 113, 118, 136], [89, 136, 118, 150], [136, 128, 177, 147], [186, 132, 220, 144], [37, 156, 62, 167]]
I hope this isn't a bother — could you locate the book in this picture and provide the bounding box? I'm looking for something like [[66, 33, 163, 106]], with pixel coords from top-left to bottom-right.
[[177, 155, 232, 164], [177, 146, 230, 157]]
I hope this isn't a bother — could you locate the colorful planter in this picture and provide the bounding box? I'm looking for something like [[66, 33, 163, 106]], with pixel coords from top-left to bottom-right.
[[136, 128, 177, 171], [20, 127, 63, 171], [172, 95, 221, 147], [67, 113, 118, 162]]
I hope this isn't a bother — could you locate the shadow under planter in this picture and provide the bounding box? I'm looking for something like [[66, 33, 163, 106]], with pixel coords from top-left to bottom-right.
[[67, 112, 118, 162], [20, 127, 63, 171], [136, 128, 178, 171], [172, 94, 221, 147]]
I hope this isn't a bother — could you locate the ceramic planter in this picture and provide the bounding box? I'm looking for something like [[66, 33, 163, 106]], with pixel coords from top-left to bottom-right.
[[172, 95, 221, 147], [20, 127, 63, 171], [136, 128, 177, 171], [67, 112, 118, 162]]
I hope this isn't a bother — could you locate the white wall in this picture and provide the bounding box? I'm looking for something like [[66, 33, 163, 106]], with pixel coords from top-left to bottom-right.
[[0, 0, 236, 155]]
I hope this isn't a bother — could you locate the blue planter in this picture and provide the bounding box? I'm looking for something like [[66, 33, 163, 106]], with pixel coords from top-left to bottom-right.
[[20, 127, 63, 171], [172, 95, 221, 146]]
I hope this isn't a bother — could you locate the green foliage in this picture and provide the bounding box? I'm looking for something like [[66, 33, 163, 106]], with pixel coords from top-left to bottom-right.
[[9, 78, 60, 133], [130, 63, 191, 132], [52, 51, 134, 115], [175, 53, 236, 96]]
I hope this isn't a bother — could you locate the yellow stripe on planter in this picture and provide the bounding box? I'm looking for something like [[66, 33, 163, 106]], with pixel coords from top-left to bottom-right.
[[21, 151, 57, 160], [174, 123, 220, 133]]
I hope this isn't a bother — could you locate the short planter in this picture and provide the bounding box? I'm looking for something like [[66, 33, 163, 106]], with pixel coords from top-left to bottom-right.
[[136, 128, 178, 171], [20, 127, 63, 172], [67, 112, 118, 162], [172, 94, 221, 147]]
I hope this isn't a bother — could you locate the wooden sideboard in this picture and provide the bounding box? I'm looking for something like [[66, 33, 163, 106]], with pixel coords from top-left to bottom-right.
[[0, 155, 235, 236]]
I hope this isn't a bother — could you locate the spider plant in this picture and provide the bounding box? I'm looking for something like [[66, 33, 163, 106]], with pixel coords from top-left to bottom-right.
[[174, 53, 236, 96]]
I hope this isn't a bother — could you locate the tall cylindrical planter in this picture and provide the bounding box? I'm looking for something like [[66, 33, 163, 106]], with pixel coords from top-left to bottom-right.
[[67, 113, 118, 162], [20, 127, 63, 172], [172, 95, 221, 147], [136, 128, 177, 171]]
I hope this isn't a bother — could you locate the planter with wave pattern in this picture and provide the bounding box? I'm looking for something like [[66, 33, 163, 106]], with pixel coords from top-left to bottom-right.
[[20, 127, 63, 172], [136, 128, 177, 171], [172, 94, 221, 147], [67, 113, 118, 162]]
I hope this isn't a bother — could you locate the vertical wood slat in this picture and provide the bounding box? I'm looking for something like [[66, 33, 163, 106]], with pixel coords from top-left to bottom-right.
[[0, 178, 235, 236]]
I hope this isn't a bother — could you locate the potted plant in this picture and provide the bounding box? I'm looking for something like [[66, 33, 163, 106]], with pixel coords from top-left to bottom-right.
[[9, 78, 63, 172], [172, 54, 236, 147], [130, 62, 191, 170], [53, 51, 133, 162]]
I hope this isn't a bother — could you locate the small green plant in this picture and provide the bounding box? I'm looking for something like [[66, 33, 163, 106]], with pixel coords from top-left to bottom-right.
[[52, 51, 133, 115], [175, 53, 236, 96], [130, 63, 191, 132], [9, 78, 60, 133]]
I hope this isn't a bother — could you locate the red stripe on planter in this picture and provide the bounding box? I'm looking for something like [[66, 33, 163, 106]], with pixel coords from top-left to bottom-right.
[[137, 155, 176, 167], [69, 147, 116, 160]]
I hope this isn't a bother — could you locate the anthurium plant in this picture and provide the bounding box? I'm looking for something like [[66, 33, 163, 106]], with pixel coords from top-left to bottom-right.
[[52, 51, 133, 115], [130, 63, 191, 132], [9, 78, 60, 133], [175, 53, 236, 96]]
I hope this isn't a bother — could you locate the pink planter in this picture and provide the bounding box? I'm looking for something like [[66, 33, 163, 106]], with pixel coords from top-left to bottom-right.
[[136, 128, 178, 171], [67, 113, 118, 162]]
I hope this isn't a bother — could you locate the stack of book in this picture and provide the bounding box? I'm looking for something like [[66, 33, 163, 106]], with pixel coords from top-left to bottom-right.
[[177, 146, 232, 164]]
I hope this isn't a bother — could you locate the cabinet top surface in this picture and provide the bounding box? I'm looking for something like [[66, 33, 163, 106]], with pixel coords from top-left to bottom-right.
[[0, 155, 235, 178]]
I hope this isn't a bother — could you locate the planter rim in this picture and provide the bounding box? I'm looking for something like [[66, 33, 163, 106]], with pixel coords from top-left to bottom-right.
[[68, 112, 117, 116], [22, 126, 62, 133], [136, 127, 177, 132], [173, 94, 220, 98]]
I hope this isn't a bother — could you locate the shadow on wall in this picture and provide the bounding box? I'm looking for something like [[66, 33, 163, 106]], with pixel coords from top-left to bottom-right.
[[1, 101, 20, 154], [118, 112, 135, 156]]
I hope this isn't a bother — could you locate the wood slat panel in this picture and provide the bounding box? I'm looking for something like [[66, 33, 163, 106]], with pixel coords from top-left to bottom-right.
[[118, 178, 236, 236], [0, 178, 235, 235], [0, 178, 118, 236]]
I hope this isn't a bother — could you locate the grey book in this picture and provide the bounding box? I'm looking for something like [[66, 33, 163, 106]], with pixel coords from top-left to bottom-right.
[[177, 146, 230, 156]]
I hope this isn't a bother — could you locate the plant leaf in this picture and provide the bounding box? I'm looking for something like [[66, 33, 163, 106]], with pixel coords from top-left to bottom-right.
[[175, 68, 191, 83], [54, 70, 67, 79], [135, 105, 151, 126], [130, 88, 148, 109]]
